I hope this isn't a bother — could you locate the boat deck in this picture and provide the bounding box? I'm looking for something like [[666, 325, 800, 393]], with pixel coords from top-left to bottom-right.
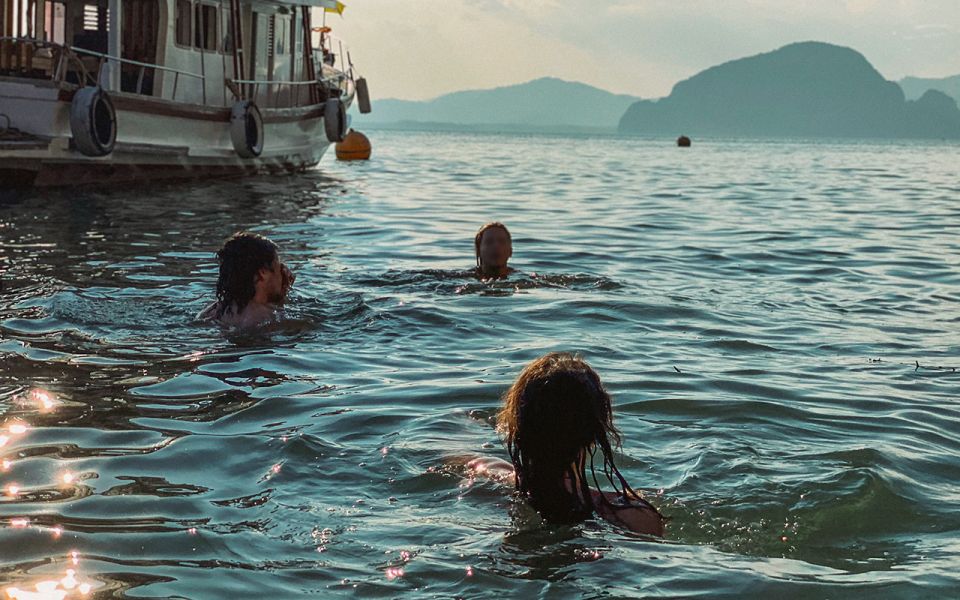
[[0, 126, 50, 150]]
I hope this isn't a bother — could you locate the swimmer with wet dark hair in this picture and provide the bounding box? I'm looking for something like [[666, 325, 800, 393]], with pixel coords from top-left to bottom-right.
[[474, 221, 514, 279], [467, 352, 665, 536], [197, 231, 294, 327]]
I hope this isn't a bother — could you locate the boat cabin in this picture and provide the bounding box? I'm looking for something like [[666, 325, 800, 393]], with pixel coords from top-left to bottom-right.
[[0, 0, 347, 108]]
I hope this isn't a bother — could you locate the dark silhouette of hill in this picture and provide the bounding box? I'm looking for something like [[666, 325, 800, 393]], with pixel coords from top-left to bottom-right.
[[619, 42, 960, 139], [899, 75, 960, 103], [356, 77, 638, 130]]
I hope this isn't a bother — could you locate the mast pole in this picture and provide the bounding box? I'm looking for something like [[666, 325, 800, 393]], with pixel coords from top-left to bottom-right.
[[302, 5, 317, 104], [230, 0, 244, 99], [107, 0, 121, 89]]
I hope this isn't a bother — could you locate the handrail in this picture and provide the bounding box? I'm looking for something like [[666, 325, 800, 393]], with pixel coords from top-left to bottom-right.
[[1, 36, 206, 101], [230, 78, 322, 86], [69, 45, 206, 103], [4, 34, 360, 109], [1, 35, 97, 87], [68, 45, 204, 80], [229, 73, 349, 108]]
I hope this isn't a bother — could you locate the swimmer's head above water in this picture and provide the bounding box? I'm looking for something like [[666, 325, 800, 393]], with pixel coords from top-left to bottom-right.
[[474, 222, 513, 278], [198, 231, 294, 326], [497, 352, 663, 531]]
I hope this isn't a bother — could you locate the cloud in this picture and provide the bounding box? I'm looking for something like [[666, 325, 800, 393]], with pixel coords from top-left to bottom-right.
[[334, 0, 960, 100]]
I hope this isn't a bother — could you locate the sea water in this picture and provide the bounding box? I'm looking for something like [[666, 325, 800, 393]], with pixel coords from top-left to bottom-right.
[[1, 132, 958, 598]]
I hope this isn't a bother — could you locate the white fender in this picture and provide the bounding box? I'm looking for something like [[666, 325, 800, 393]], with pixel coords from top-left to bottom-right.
[[230, 100, 264, 158], [324, 98, 347, 143], [70, 87, 116, 157]]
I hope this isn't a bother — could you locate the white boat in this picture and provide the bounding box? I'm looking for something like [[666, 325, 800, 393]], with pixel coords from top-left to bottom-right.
[[0, 0, 370, 186]]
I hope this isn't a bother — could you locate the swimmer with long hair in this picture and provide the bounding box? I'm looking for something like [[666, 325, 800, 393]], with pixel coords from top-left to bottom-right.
[[467, 352, 665, 535], [474, 221, 513, 279], [197, 231, 294, 327]]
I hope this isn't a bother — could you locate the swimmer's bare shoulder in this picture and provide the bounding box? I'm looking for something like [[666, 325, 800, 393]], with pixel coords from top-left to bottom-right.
[[196, 301, 243, 325], [196, 301, 276, 328], [594, 490, 664, 536], [475, 266, 517, 281], [238, 303, 279, 328]]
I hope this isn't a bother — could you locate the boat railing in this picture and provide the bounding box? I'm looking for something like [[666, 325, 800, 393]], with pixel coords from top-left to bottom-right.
[[0, 36, 205, 103], [1, 36, 96, 86], [315, 34, 355, 80], [229, 73, 350, 109], [68, 46, 205, 103]]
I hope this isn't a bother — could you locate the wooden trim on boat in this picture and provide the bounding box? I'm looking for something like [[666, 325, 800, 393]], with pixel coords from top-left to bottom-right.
[[261, 105, 325, 124], [0, 75, 61, 88], [52, 89, 328, 124], [111, 94, 231, 122], [113, 141, 191, 156], [1, 158, 311, 187], [0, 139, 50, 150]]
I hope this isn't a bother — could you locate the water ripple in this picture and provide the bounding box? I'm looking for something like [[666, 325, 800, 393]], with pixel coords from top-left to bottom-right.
[[2, 133, 959, 597]]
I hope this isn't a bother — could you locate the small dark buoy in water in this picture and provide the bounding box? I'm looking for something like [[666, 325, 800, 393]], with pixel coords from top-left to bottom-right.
[[677, 135, 691, 147], [335, 129, 371, 161]]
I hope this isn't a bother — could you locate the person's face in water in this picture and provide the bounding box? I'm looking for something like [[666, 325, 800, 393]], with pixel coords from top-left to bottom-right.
[[479, 227, 512, 273], [257, 256, 293, 304]]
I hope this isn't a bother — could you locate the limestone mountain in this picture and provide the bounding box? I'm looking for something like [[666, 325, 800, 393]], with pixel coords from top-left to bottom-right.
[[618, 42, 960, 139], [357, 77, 639, 130], [898, 75, 960, 103]]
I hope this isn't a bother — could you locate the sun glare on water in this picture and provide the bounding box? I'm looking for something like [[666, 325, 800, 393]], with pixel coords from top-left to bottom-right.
[[4, 560, 95, 600], [2, 390, 98, 599]]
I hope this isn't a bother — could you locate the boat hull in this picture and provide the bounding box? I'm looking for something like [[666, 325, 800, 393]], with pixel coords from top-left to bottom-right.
[[0, 157, 305, 186], [0, 79, 338, 187]]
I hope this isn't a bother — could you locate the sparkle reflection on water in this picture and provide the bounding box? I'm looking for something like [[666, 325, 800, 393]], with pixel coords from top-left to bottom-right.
[[1, 132, 959, 598]]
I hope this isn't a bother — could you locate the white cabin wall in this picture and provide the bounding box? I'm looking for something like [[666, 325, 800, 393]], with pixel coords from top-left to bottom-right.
[[249, 10, 268, 99], [272, 11, 290, 105], [144, 0, 311, 108], [155, 0, 232, 105], [242, 3, 309, 109]]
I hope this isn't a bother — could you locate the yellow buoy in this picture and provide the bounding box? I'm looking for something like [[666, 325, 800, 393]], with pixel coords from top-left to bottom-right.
[[335, 129, 371, 161]]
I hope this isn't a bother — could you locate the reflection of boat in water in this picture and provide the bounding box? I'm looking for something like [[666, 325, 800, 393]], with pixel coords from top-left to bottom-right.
[[0, 0, 370, 186]]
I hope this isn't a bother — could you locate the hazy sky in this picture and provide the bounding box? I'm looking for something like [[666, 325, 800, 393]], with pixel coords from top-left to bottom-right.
[[330, 0, 960, 101]]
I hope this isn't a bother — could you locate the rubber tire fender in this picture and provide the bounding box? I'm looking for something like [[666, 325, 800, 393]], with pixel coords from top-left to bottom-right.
[[324, 98, 347, 143], [230, 100, 264, 158], [70, 86, 116, 157], [356, 77, 372, 114]]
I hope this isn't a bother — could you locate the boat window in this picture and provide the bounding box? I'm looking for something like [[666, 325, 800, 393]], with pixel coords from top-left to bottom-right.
[[2, 0, 20, 36], [194, 4, 218, 51], [175, 0, 191, 47], [44, 1, 67, 44], [74, 2, 108, 52], [83, 4, 105, 31]]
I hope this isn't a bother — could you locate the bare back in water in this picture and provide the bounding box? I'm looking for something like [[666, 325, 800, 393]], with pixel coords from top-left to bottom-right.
[[196, 300, 279, 329], [465, 456, 664, 536]]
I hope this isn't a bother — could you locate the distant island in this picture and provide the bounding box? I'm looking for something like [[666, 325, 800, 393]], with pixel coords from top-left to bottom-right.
[[357, 43, 960, 140], [898, 74, 960, 103], [619, 42, 960, 139], [354, 77, 638, 132]]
